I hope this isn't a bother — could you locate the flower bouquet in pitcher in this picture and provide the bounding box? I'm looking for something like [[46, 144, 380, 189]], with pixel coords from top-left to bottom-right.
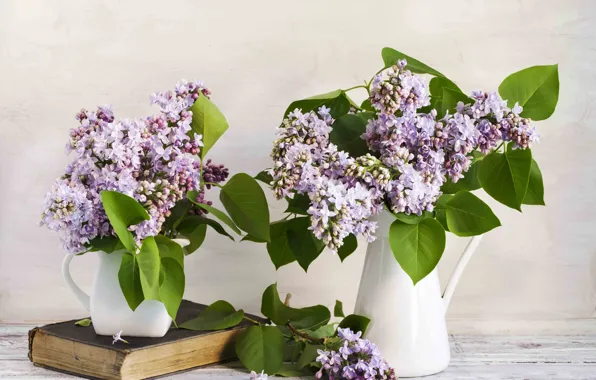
[[40, 80, 270, 337], [255, 48, 559, 376]]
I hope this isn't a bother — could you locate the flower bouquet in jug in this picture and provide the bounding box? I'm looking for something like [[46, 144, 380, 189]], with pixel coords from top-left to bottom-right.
[[40, 80, 271, 336]]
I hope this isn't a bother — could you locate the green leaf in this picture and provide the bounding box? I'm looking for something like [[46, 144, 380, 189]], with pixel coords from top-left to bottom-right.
[[287, 220, 326, 272], [159, 257, 185, 322], [478, 147, 532, 211], [242, 234, 267, 243], [337, 234, 357, 262], [190, 95, 229, 158], [444, 191, 501, 237], [176, 217, 208, 254], [74, 318, 92, 327], [187, 193, 242, 235], [334, 300, 345, 318], [329, 114, 370, 157], [441, 161, 481, 194], [162, 199, 191, 233], [220, 173, 270, 242], [306, 323, 338, 339], [381, 47, 445, 77], [266, 220, 298, 269], [338, 314, 371, 335], [87, 236, 124, 253], [297, 343, 322, 369], [255, 170, 273, 185], [429, 77, 463, 112], [523, 159, 545, 206], [285, 193, 310, 215], [179, 300, 244, 331], [137, 236, 161, 300], [361, 99, 374, 112], [154, 235, 185, 269], [389, 218, 446, 285], [261, 283, 330, 330], [118, 252, 144, 311], [498, 65, 559, 120], [395, 211, 432, 225], [236, 325, 285, 374], [100, 191, 149, 252], [284, 90, 350, 119], [275, 363, 310, 377], [440, 87, 473, 117]]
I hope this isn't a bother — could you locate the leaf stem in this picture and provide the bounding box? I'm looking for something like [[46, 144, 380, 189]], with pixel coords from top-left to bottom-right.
[[243, 315, 261, 325], [286, 322, 325, 344], [343, 85, 367, 92], [204, 182, 223, 188]]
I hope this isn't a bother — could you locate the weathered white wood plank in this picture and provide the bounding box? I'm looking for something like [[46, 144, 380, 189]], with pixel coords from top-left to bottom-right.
[[2, 326, 596, 379]]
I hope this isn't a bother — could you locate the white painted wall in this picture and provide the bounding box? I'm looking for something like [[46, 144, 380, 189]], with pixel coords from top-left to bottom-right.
[[1, 0, 595, 332]]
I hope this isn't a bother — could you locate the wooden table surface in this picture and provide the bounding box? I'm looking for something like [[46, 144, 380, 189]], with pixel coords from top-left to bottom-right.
[[1, 326, 595, 379]]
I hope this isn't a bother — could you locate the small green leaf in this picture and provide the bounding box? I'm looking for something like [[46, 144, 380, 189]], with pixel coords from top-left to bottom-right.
[[236, 325, 285, 374], [429, 77, 463, 112], [285, 193, 310, 215], [155, 235, 185, 269], [162, 199, 190, 233], [266, 220, 298, 269], [287, 223, 326, 272], [329, 114, 370, 157], [87, 236, 124, 253], [180, 300, 244, 331], [137, 236, 161, 300], [382, 47, 445, 77], [190, 95, 229, 158], [389, 218, 446, 285], [523, 159, 545, 205], [118, 252, 144, 311], [261, 283, 330, 330], [361, 99, 374, 112], [478, 146, 532, 211], [498, 65, 559, 120], [306, 323, 338, 339], [275, 363, 310, 377], [75, 318, 92, 327], [220, 173, 270, 242], [284, 90, 350, 119], [159, 257, 185, 322], [334, 300, 345, 318], [395, 211, 432, 225], [176, 217, 208, 254], [440, 87, 473, 117], [441, 161, 481, 194], [100, 191, 149, 252], [338, 314, 371, 335], [337, 234, 357, 262], [444, 191, 501, 237], [255, 170, 273, 185], [187, 193, 242, 235], [297, 343, 322, 369]]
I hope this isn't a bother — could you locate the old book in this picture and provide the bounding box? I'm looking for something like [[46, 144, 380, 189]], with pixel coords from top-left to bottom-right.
[[28, 300, 262, 379]]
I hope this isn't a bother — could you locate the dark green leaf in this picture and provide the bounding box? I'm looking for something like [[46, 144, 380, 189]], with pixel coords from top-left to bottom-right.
[[180, 300, 244, 331], [389, 219, 446, 285], [176, 217, 208, 254], [297, 343, 322, 369], [74, 318, 92, 327], [306, 323, 338, 339], [337, 234, 357, 262], [478, 147, 532, 211], [329, 114, 369, 157], [100, 191, 149, 252], [162, 199, 190, 233], [285, 193, 310, 215], [137, 236, 161, 300], [284, 90, 350, 119], [261, 283, 330, 330], [255, 170, 273, 185], [159, 257, 185, 322], [118, 252, 144, 311], [382, 47, 445, 77], [220, 173, 270, 242], [361, 99, 374, 112], [334, 300, 345, 318], [429, 77, 463, 112], [242, 234, 267, 243], [441, 161, 481, 194], [395, 211, 432, 225], [276, 363, 311, 377], [266, 219, 298, 269], [287, 223, 326, 272], [444, 191, 501, 236], [440, 87, 473, 118], [190, 95, 229, 158], [154, 235, 185, 269], [498, 65, 559, 120], [523, 159, 545, 205], [236, 325, 284, 374], [87, 236, 123, 253], [187, 193, 242, 235], [338, 314, 371, 335]]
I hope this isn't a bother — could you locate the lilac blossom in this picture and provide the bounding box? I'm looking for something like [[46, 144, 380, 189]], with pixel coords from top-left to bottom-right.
[[41, 80, 228, 253], [316, 328, 396, 380]]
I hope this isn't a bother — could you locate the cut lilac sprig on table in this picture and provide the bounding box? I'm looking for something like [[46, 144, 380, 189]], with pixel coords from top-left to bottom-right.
[[315, 328, 396, 380], [112, 330, 129, 345]]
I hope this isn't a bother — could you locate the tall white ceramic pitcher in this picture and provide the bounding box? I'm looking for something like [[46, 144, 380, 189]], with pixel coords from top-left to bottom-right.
[[354, 211, 482, 377], [62, 238, 188, 337]]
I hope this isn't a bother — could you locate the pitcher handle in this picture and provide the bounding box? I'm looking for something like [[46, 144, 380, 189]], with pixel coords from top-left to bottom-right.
[[62, 254, 91, 311], [442, 235, 483, 313]]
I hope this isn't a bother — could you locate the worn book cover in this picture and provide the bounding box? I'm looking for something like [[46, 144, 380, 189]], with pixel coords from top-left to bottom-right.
[[28, 300, 262, 380]]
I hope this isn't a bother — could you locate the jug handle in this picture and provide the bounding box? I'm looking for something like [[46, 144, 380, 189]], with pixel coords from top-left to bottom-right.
[[442, 235, 483, 313], [62, 254, 91, 311]]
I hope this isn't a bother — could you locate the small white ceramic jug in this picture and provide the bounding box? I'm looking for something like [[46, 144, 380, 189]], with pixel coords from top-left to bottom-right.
[[62, 238, 188, 337], [354, 211, 482, 377]]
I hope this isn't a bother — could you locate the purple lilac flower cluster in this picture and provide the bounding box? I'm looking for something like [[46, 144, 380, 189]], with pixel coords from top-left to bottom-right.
[[40, 80, 227, 253], [315, 328, 396, 380], [270, 108, 384, 251]]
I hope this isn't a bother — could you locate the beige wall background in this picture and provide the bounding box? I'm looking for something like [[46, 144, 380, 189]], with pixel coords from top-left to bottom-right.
[[1, 0, 595, 333]]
